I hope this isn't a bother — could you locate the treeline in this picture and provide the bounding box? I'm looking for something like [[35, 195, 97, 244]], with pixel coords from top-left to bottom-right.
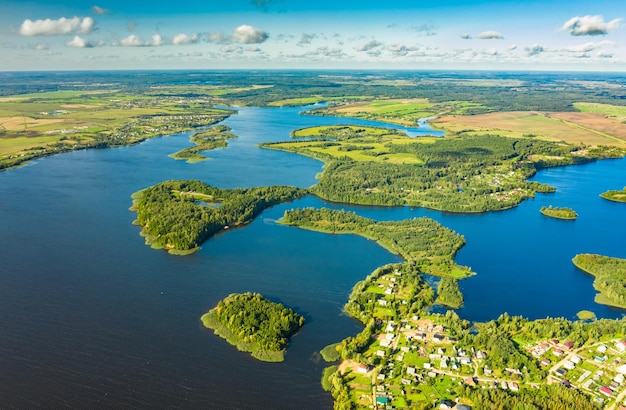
[[169, 125, 237, 162], [600, 187, 626, 203], [264, 131, 622, 212], [463, 384, 598, 410], [436, 277, 464, 308], [132, 180, 305, 253], [573, 254, 626, 308], [540, 205, 578, 220], [201, 292, 304, 361], [281, 207, 472, 277]]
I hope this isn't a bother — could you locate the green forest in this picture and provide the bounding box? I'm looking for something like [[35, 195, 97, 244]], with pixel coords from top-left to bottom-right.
[[540, 205, 578, 220], [281, 207, 472, 278], [169, 125, 238, 163], [201, 292, 304, 362], [573, 254, 626, 308], [131, 180, 305, 254], [263, 128, 623, 212], [435, 277, 464, 308]]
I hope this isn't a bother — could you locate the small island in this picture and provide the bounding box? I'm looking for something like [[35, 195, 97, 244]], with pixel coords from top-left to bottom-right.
[[435, 277, 464, 308], [540, 205, 578, 220], [201, 292, 304, 362], [130, 180, 305, 254], [573, 254, 626, 308], [169, 125, 237, 163], [600, 187, 626, 203]]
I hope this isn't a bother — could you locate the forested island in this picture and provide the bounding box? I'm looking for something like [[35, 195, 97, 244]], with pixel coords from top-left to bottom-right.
[[130, 180, 305, 254], [201, 292, 304, 362], [169, 125, 237, 163], [573, 254, 626, 308], [540, 205, 578, 220], [262, 125, 623, 213], [601, 187, 626, 203]]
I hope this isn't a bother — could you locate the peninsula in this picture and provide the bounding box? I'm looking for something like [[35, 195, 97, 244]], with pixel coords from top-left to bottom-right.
[[573, 254, 626, 308], [169, 125, 237, 163], [201, 292, 304, 362], [601, 187, 626, 203], [130, 180, 305, 254]]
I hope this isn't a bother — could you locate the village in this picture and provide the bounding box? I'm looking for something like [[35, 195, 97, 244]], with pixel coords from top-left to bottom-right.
[[333, 267, 626, 410]]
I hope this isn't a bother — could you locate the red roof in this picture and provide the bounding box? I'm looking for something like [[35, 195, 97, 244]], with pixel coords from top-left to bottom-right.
[[600, 386, 613, 395]]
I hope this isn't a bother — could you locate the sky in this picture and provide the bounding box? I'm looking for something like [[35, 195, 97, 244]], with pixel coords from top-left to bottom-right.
[[0, 0, 625, 71]]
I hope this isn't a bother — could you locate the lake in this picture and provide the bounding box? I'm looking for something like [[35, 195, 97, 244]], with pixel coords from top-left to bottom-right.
[[0, 104, 624, 409]]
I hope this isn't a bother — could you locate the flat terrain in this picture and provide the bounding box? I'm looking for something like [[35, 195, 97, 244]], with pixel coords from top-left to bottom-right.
[[432, 109, 626, 147]]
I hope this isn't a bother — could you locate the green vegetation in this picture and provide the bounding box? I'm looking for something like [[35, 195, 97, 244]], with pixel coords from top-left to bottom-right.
[[0, 88, 234, 170], [281, 208, 472, 278], [540, 205, 578, 220], [577, 310, 596, 320], [304, 98, 490, 126], [320, 343, 342, 362], [464, 384, 597, 410], [263, 126, 624, 212], [201, 292, 304, 362], [169, 125, 237, 163], [321, 365, 338, 391], [573, 254, 626, 308], [435, 278, 464, 308], [131, 180, 305, 254], [600, 187, 626, 203]]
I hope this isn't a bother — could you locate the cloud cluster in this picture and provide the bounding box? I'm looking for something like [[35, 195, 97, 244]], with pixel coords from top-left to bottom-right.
[[298, 33, 316, 45], [561, 15, 622, 36], [232, 25, 268, 44], [91, 5, 110, 15], [66, 35, 105, 48], [525, 44, 545, 56], [19, 16, 94, 36], [565, 40, 615, 53], [172, 33, 199, 45], [477, 31, 504, 40], [115, 34, 163, 47]]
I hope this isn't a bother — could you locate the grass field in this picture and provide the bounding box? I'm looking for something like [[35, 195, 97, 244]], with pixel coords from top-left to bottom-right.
[[431, 109, 626, 147], [0, 89, 233, 168]]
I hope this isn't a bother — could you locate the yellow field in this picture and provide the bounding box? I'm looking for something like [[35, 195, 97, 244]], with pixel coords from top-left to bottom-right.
[[432, 111, 626, 147], [0, 116, 65, 131]]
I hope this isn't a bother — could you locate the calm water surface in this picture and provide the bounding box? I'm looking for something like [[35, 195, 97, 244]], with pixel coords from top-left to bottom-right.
[[0, 105, 624, 408]]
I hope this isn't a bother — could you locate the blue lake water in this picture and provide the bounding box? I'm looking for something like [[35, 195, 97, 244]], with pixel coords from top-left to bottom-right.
[[0, 104, 624, 408]]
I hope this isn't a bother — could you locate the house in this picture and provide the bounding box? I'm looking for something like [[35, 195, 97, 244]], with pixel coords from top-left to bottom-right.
[[598, 344, 608, 353], [357, 364, 370, 374], [423, 363, 432, 369], [556, 368, 567, 376], [456, 405, 472, 410], [401, 378, 412, 385], [376, 350, 386, 357], [562, 340, 575, 350], [464, 377, 477, 387], [377, 374, 386, 381], [439, 399, 454, 409], [561, 380, 571, 388], [600, 386, 613, 396], [433, 334, 445, 342], [500, 381, 508, 390], [508, 382, 519, 391], [407, 366, 416, 375], [617, 364, 626, 374], [401, 346, 410, 353], [615, 373, 625, 384], [378, 299, 388, 307], [415, 332, 427, 340], [563, 360, 575, 370], [380, 339, 392, 348], [553, 348, 564, 357], [617, 340, 626, 352], [571, 355, 582, 364], [541, 358, 551, 367], [440, 359, 448, 369], [376, 396, 389, 405], [460, 357, 472, 366]]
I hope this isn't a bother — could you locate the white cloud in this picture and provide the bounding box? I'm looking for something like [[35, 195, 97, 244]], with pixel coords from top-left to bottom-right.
[[172, 33, 199, 45], [91, 5, 110, 15], [232, 25, 268, 44], [525, 44, 545, 56], [565, 40, 615, 53], [207, 32, 228, 44], [298, 33, 316, 45], [65, 35, 105, 48], [386, 43, 419, 57], [152, 34, 163, 47], [478, 31, 504, 40], [116, 34, 163, 47], [357, 40, 383, 52], [19, 16, 95, 36], [221, 45, 242, 53], [561, 15, 622, 36], [34, 43, 49, 51], [460, 33, 472, 40], [508, 44, 517, 50]]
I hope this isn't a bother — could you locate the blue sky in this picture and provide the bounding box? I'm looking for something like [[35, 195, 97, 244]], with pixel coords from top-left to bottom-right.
[[1, 0, 624, 71]]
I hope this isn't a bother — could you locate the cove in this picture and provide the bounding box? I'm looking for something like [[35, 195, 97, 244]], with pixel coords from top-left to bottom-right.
[[0, 104, 624, 409]]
